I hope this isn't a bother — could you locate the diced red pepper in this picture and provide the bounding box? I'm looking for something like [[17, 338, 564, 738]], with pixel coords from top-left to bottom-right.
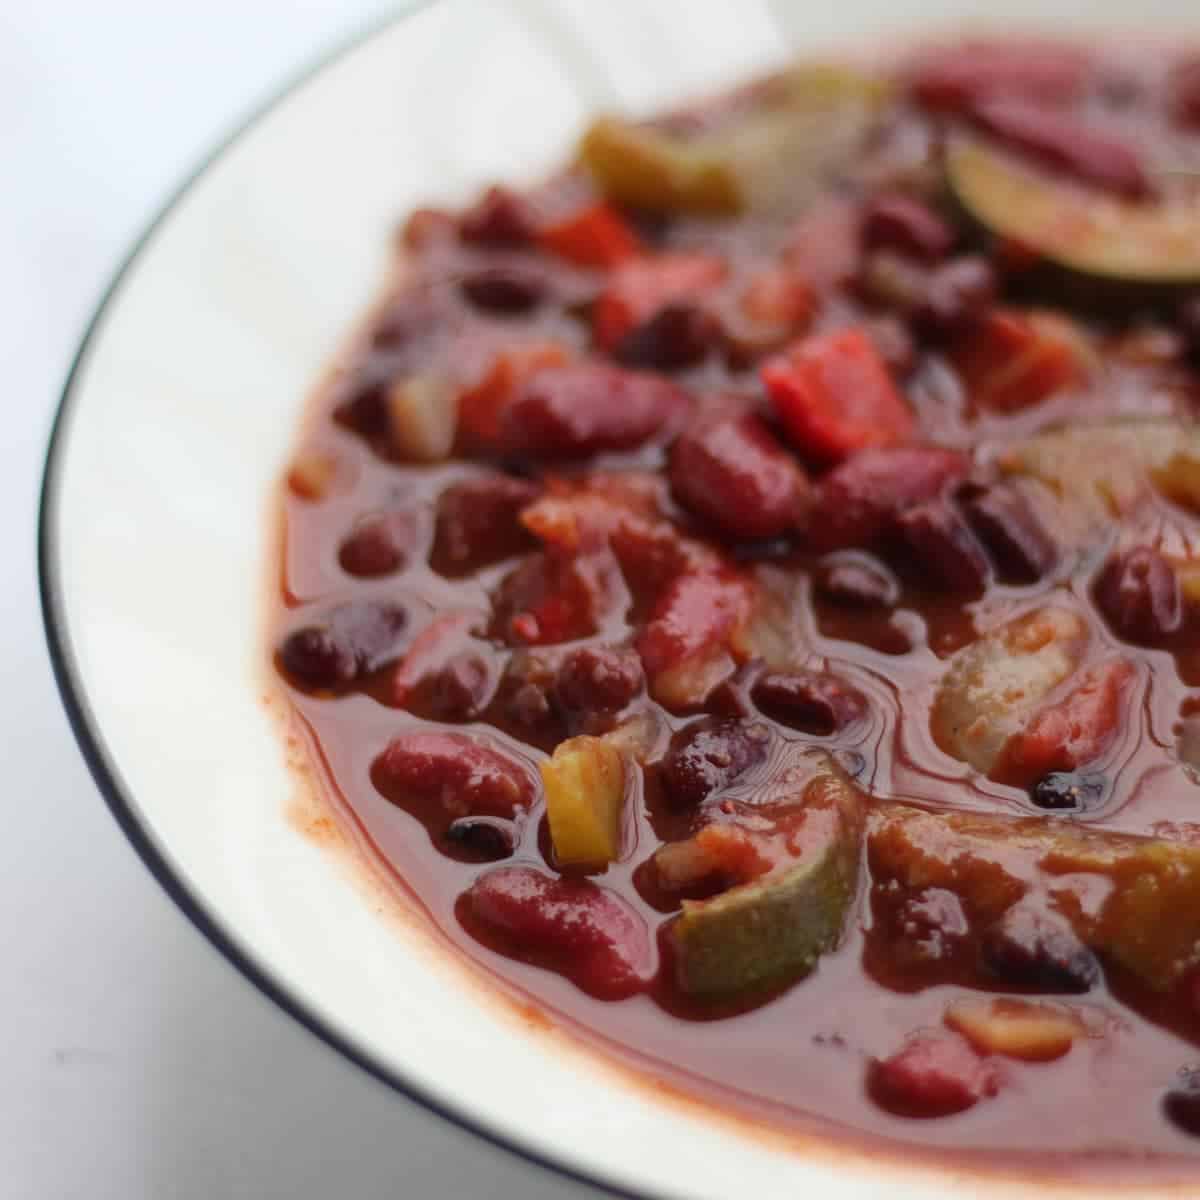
[[955, 309, 1087, 413], [869, 1029, 1001, 1117], [538, 201, 641, 268], [762, 328, 914, 463], [997, 658, 1135, 785], [593, 252, 726, 351], [458, 342, 571, 444]]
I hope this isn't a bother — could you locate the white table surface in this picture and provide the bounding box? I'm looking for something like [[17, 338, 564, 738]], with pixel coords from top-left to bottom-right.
[[4, 5, 595, 1196]]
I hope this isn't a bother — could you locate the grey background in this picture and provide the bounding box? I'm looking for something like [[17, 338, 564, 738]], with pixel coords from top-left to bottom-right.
[[6, 4, 594, 1196]]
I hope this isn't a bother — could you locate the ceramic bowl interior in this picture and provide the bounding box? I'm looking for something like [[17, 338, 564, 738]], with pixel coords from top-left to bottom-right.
[[41, 1, 1200, 1197]]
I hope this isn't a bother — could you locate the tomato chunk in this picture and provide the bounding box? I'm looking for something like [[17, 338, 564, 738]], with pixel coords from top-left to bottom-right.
[[593, 252, 726, 351], [762, 328, 913, 463], [869, 1029, 1001, 1118], [538, 200, 640, 267]]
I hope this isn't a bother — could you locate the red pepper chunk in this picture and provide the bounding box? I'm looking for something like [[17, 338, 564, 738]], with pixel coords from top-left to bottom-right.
[[538, 201, 640, 268], [762, 328, 914, 463], [593, 252, 726, 351]]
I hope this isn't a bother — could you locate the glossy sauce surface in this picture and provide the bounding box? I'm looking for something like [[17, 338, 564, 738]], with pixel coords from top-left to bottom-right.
[[272, 40, 1200, 1173]]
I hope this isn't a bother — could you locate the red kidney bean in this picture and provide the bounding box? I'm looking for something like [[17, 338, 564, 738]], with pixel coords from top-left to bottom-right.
[[808, 446, 970, 552], [459, 262, 548, 314], [338, 511, 416, 578], [459, 185, 538, 246], [968, 98, 1150, 199], [861, 193, 955, 262], [443, 816, 517, 862], [372, 731, 534, 819], [751, 670, 866, 736], [465, 867, 654, 999], [669, 410, 810, 541], [914, 257, 997, 342], [491, 552, 603, 647], [1163, 1069, 1200, 1137], [1094, 547, 1183, 643], [896, 499, 989, 594], [961, 483, 1058, 584], [979, 905, 1099, 993], [554, 645, 644, 716], [659, 719, 772, 808], [1180, 295, 1200, 362], [908, 41, 1089, 112], [500, 364, 688, 458], [614, 303, 720, 370], [428, 651, 499, 721], [869, 1030, 1000, 1118], [1168, 58, 1200, 130], [432, 474, 540, 576], [815, 555, 900, 608], [278, 602, 408, 690], [636, 569, 752, 682]]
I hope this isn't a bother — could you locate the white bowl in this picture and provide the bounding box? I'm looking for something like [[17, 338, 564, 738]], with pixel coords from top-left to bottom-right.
[[39, 2, 1200, 1196]]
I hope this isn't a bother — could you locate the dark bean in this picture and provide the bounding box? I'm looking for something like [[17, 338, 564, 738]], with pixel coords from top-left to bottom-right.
[[659, 719, 772, 808], [861, 192, 955, 261], [459, 186, 538, 246], [430, 652, 497, 721], [1164, 1068, 1200, 1137], [914, 256, 996, 342], [751, 670, 866, 736], [896, 500, 989, 594], [444, 815, 517, 861], [278, 602, 407, 690], [962, 483, 1057, 584], [338, 511, 414, 577], [980, 905, 1100, 993], [278, 626, 356, 690], [1180, 295, 1200, 362], [816, 556, 900, 608], [614, 303, 719, 370], [432, 474, 540, 576], [1031, 771, 1107, 813], [1169, 59, 1200, 129], [555, 646, 644, 716], [460, 263, 547, 314], [1094, 547, 1183, 644]]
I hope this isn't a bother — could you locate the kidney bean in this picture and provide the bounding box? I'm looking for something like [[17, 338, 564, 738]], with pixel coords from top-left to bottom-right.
[[962, 483, 1057, 584], [636, 570, 752, 683], [614, 302, 720, 370], [555, 645, 644, 716], [278, 602, 408, 690], [1179, 295, 1200, 363], [443, 816, 517, 862], [428, 651, 499, 721], [465, 866, 654, 999], [808, 446, 969, 552], [1164, 1069, 1200, 1137], [500, 364, 688, 458], [659, 719, 772, 808], [459, 185, 538, 246], [432, 474, 540, 576], [1168, 58, 1200, 130], [896, 500, 989, 594], [460, 262, 547, 314], [1094, 547, 1183, 644], [908, 41, 1088, 112], [815, 555, 900, 608], [980, 905, 1099, 993], [1031, 770, 1107, 813], [868, 1030, 1000, 1118], [862, 193, 955, 262], [914, 257, 997, 342], [968, 98, 1150, 199], [338, 511, 416, 578], [751, 670, 866, 736], [670, 410, 810, 541], [372, 731, 534, 819]]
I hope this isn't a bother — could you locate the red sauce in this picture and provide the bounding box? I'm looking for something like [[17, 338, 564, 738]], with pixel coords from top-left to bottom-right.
[[270, 38, 1200, 1173]]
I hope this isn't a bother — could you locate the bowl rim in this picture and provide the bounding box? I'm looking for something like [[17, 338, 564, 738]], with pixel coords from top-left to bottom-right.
[[35, 6, 637, 1197]]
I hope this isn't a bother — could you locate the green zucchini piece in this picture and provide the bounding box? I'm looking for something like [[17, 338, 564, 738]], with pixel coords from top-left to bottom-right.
[[947, 139, 1200, 288], [669, 755, 865, 999], [580, 65, 889, 216]]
